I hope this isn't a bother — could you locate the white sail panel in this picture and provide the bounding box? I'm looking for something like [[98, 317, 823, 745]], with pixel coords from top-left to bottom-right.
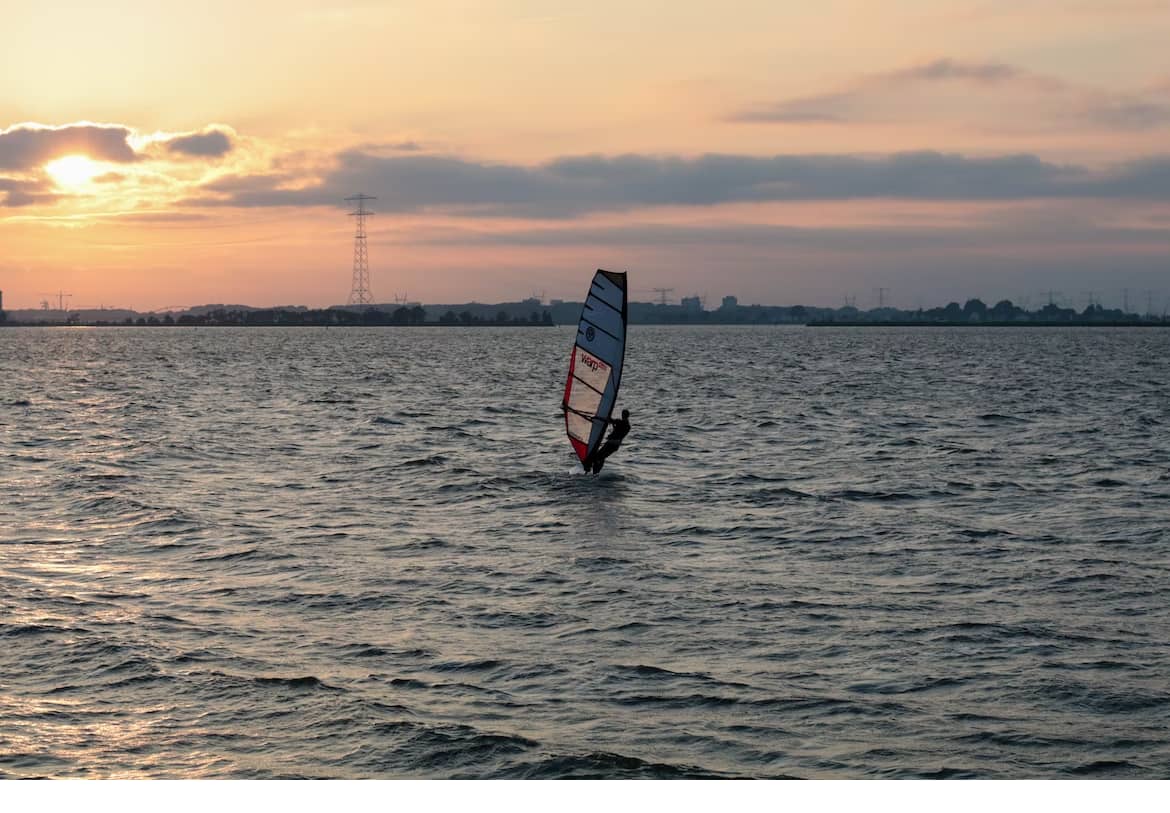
[[573, 348, 611, 393]]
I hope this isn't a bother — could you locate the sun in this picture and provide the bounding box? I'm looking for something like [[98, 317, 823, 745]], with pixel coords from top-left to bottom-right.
[[45, 154, 103, 188]]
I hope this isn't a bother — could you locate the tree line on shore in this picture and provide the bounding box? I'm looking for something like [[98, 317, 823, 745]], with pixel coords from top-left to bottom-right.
[[814, 298, 1165, 324], [0, 305, 557, 327], [617, 298, 1166, 325], [2, 297, 1164, 327]]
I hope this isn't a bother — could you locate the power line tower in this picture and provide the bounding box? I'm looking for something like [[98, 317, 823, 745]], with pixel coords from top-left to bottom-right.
[[652, 287, 675, 306], [345, 194, 376, 306], [874, 287, 890, 308]]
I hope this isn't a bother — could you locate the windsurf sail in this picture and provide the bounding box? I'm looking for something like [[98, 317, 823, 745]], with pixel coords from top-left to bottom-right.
[[562, 269, 628, 466]]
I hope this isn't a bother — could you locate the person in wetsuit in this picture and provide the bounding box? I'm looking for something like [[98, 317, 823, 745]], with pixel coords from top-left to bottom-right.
[[588, 409, 630, 474]]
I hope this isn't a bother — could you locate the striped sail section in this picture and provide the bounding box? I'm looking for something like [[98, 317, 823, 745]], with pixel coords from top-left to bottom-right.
[[563, 269, 628, 464]]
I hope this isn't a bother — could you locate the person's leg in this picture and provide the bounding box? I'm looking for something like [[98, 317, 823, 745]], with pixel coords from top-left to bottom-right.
[[590, 446, 604, 473], [591, 440, 618, 473]]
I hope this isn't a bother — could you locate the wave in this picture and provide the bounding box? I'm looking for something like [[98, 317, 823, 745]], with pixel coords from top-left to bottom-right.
[[487, 751, 734, 779]]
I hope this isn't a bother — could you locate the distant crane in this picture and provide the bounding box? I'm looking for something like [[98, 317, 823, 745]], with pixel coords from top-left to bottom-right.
[[651, 287, 675, 306], [39, 291, 72, 310]]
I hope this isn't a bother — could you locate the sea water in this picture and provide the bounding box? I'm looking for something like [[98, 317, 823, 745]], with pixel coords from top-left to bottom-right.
[[1, 325, 1168, 778]]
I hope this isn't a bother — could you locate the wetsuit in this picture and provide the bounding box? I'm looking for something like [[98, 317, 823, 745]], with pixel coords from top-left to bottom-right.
[[588, 414, 630, 474]]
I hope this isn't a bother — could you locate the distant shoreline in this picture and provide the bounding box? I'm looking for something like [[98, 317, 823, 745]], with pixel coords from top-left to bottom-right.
[[806, 320, 1168, 328], [3, 297, 1167, 329], [0, 320, 557, 329], [4, 320, 1168, 329]]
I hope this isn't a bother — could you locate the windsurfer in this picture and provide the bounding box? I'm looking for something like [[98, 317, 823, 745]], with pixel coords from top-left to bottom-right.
[[586, 409, 630, 474]]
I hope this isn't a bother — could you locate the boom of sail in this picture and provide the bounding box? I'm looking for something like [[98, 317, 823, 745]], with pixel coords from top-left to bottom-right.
[[562, 269, 628, 466]]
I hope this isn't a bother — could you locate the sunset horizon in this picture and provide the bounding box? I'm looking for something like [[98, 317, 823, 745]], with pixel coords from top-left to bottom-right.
[[3, 1, 1168, 311]]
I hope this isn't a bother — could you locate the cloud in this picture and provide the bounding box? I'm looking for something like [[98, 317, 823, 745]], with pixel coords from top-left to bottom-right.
[[736, 109, 843, 123], [112, 211, 213, 223], [729, 58, 1170, 131], [0, 176, 54, 207], [0, 122, 138, 170], [163, 127, 234, 157], [1079, 99, 1170, 130], [394, 217, 1170, 253], [390, 214, 1170, 310], [187, 149, 1170, 216], [890, 58, 1024, 84], [728, 59, 1043, 124], [195, 152, 583, 213], [0, 120, 250, 207]]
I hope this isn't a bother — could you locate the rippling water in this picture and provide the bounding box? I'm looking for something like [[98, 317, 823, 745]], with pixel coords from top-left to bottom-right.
[[2, 325, 1168, 778]]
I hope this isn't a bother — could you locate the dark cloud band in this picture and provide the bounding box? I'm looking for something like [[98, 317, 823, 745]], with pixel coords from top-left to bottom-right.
[[192, 149, 1170, 217], [0, 176, 55, 207], [164, 128, 233, 157]]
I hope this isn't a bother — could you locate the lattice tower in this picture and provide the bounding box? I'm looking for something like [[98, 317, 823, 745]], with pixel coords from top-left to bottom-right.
[[346, 195, 376, 305]]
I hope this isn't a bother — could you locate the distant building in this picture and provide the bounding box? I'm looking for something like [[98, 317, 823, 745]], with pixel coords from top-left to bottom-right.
[[681, 295, 702, 312], [721, 295, 738, 310]]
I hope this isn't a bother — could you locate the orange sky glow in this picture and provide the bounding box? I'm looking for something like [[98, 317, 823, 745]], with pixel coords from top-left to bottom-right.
[[2, 0, 1169, 310]]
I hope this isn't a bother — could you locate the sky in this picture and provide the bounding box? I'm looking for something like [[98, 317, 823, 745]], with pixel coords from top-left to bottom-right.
[[2, 0, 1169, 311]]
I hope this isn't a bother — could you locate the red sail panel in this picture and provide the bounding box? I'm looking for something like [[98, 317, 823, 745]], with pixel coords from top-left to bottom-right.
[[563, 350, 589, 462]]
